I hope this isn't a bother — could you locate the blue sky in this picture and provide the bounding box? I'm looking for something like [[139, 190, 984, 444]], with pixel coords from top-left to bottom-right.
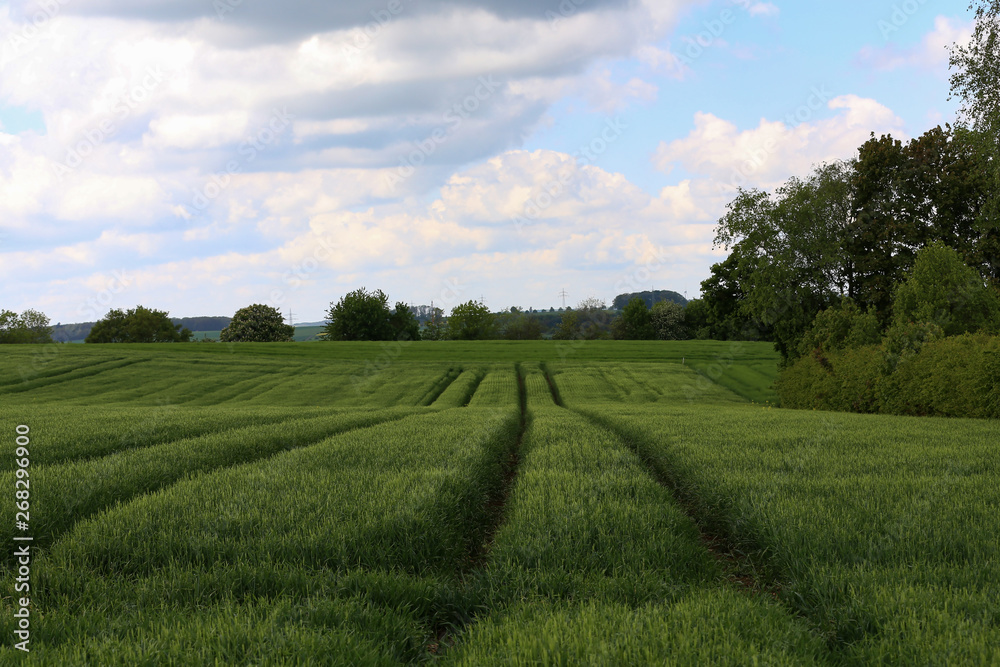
[[0, 0, 975, 323]]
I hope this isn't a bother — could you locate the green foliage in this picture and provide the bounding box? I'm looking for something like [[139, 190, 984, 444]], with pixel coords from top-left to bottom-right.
[[797, 298, 881, 357], [85, 306, 192, 343], [447, 300, 495, 340], [611, 297, 655, 340], [220, 304, 294, 343], [324, 288, 395, 341], [551, 307, 609, 341], [681, 298, 710, 339], [651, 300, 686, 340], [777, 327, 1000, 418], [0, 308, 53, 344], [420, 306, 447, 341], [880, 320, 946, 371], [892, 241, 1000, 336], [496, 310, 543, 340], [389, 302, 422, 342], [948, 0, 1000, 141]]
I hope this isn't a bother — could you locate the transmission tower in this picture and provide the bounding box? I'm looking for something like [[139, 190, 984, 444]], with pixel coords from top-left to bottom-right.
[[559, 289, 569, 308]]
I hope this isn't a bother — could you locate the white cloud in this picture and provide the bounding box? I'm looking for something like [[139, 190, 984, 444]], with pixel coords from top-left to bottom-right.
[[653, 94, 907, 191], [856, 15, 973, 73]]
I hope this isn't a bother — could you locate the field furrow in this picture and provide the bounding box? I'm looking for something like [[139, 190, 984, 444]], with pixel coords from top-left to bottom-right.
[[0, 408, 420, 559]]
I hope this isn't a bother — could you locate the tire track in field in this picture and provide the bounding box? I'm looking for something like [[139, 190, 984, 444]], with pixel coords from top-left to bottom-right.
[[2, 409, 418, 562], [580, 409, 844, 662], [0, 357, 149, 395], [575, 410, 783, 600], [459, 370, 487, 407], [0, 356, 125, 388], [417, 367, 462, 406], [429, 365, 527, 657], [539, 361, 565, 407]]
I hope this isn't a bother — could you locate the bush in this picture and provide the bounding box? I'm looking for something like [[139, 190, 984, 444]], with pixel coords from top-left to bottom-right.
[[797, 299, 880, 357], [777, 332, 1000, 419]]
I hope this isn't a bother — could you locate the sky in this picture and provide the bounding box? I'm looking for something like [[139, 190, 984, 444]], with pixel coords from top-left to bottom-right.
[[0, 0, 976, 324]]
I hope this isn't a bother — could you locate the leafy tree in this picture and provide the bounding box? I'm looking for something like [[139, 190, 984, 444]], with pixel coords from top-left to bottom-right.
[[421, 306, 447, 341], [498, 312, 543, 340], [611, 297, 655, 340], [86, 307, 192, 343], [681, 299, 711, 339], [949, 1, 1000, 285], [447, 301, 494, 340], [324, 288, 394, 341], [797, 299, 881, 356], [892, 241, 1000, 336], [949, 0, 1000, 141], [714, 162, 855, 355], [389, 302, 421, 342], [0, 309, 53, 344], [850, 128, 995, 313], [553, 301, 610, 340], [698, 256, 768, 341], [577, 297, 605, 311], [651, 300, 686, 340], [220, 304, 295, 342]]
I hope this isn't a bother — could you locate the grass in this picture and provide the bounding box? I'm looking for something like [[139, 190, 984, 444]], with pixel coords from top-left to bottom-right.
[[0, 341, 995, 664]]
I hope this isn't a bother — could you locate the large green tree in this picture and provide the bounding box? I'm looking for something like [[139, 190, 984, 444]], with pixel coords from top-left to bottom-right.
[[713, 163, 856, 355], [85, 307, 192, 343], [389, 302, 422, 342], [220, 304, 295, 342], [324, 288, 394, 341], [0, 309, 53, 344], [611, 297, 654, 340], [447, 301, 495, 340]]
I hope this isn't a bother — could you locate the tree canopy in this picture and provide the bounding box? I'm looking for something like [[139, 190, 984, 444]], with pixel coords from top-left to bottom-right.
[[220, 304, 295, 342], [611, 297, 655, 340], [447, 301, 494, 340], [85, 307, 192, 343], [0, 309, 53, 344]]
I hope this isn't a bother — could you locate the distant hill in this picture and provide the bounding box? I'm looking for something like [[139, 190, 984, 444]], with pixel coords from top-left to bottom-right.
[[612, 290, 687, 310]]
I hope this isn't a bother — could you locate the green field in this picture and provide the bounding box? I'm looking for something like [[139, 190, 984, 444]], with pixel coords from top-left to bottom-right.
[[1, 341, 997, 664]]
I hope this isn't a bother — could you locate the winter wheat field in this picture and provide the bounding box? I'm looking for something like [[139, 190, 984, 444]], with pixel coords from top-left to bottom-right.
[[2, 341, 999, 665]]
